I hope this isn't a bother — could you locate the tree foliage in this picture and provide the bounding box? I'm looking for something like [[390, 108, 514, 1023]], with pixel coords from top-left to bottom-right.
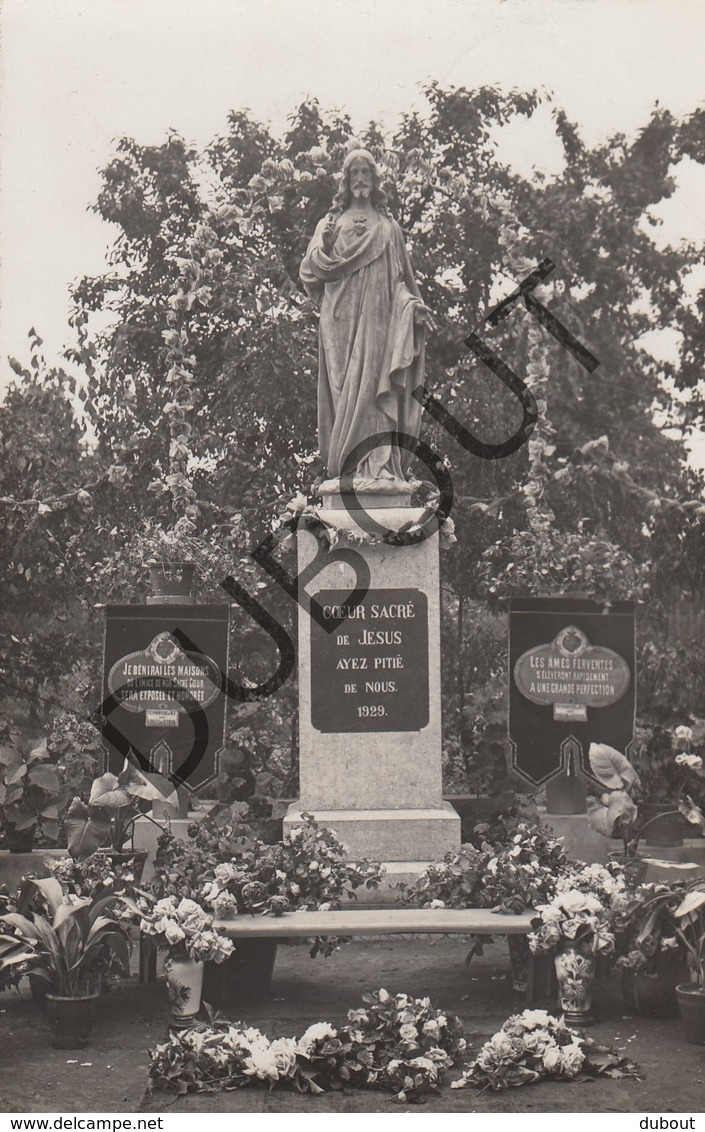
[[2, 86, 704, 795]]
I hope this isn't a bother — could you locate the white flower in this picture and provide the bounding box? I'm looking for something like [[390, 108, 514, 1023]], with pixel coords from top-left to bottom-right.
[[201, 881, 219, 904], [675, 725, 694, 742], [676, 753, 703, 770], [298, 1022, 336, 1051], [542, 1043, 563, 1072], [214, 862, 238, 883], [560, 1040, 586, 1076], [243, 1045, 280, 1082], [270, 1037, 299, 1078], [154, 897, 177, 917], [521, 1009, 552, 1028], [429, 899, 446, 909], [213, 892, 238, 917], [560, 889, 602, 915], [164, 922, 186, 945], [399, 1023, 418, 1041]]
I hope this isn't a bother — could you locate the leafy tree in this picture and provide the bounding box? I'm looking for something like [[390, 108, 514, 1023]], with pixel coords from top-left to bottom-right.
[[2, 86, 704, 797]]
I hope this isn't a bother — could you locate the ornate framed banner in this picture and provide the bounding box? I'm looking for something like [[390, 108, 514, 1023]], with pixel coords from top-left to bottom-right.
[[101, 604, 230, 792], [508, 596, 636, 787]]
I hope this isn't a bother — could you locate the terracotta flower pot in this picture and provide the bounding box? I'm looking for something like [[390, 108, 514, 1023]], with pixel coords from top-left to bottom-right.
[[621, 967, 684, 1018], [146, 561, 196, 602], [164, 955, 204, 1024], [676, 984, 705, 1045], [554, 945, 595, 1025], [45, 992, 100, 1049]]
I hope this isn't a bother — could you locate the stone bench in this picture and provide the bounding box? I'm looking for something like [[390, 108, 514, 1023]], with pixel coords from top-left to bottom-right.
[[140, 906, 551, 1003]]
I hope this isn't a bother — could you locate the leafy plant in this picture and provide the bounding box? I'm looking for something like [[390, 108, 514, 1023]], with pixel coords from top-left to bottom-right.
[[47, 710, 102, 816], [0, 735, 61, 843], [586, 742, 705, 856], [631, 722, 705, 808], [65, 760, 176, 857], [673, 881, 705, 989], [0, 876, 131, 996], [611, 881, 690, 976]]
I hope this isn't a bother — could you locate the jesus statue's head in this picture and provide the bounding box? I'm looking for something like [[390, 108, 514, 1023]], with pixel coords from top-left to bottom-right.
[[331, 149, 390, 215]]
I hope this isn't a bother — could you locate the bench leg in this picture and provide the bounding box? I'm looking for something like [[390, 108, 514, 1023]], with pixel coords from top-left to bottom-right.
[[526, 950, 556, 1004], [139, 932, 158, 986]]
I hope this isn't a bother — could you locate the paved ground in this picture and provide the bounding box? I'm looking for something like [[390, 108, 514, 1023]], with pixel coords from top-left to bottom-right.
[[2, 937, 704, 1114]]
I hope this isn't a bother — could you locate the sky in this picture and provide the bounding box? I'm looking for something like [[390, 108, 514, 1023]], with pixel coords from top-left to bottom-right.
[[1, 0, 705, 398]]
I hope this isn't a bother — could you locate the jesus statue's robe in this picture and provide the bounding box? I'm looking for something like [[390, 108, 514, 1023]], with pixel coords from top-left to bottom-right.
[[300, 212, 426, 481]]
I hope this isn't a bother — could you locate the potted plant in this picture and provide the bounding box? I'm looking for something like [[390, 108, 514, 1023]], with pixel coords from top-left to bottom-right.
[[65, 760, 176, 874], [586, 743, 705, 878], [631, 723, 705, 846], [0, 735, 61, 852], [126, 516, 240, 602], [673, 880, 705, 1044], [0, 877, 132, 1047], [611, 881, 690, 1017], [127, 893, 234, 1024]]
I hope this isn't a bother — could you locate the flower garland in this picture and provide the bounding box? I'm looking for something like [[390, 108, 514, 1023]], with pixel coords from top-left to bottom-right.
[[148, 988, 466, 1104], [148, 997, 641, 1102], [279, 494, 457, 551], [451, 1009, 640, 1092]]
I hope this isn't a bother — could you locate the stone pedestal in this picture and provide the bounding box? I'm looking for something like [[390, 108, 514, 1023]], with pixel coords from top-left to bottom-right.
[[284, 499, 460, 870]]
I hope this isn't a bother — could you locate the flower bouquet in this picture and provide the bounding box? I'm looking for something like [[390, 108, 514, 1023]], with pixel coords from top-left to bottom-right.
[[451, 1009, 640, 1091], [529, 883, 615, 1023], [132, 894, 234, 1022]]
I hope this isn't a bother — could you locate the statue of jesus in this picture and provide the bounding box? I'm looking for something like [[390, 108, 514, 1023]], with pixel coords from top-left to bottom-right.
[[300, 149, 433, 490]]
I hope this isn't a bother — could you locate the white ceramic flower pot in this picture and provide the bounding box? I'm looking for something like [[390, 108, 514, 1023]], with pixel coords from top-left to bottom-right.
[[554, 945, 595, 1025], [164, 956, 204, 1024]]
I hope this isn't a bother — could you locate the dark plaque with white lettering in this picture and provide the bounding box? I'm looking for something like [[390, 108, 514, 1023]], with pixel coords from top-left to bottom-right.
[[310, 588, 429, 732], [101, 604, 230, 791], [508, 596, 636, 787]]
